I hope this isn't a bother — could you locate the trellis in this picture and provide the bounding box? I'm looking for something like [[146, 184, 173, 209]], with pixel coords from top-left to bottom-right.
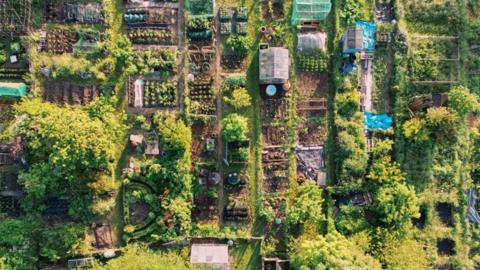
[[409, 35, 460, 85], [0, 0, 32, 35]]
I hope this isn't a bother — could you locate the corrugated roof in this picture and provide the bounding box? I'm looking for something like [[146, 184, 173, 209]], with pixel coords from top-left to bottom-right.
[[191, 244, 229, 265]]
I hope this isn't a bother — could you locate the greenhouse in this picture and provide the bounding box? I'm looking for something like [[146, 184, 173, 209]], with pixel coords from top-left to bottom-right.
[[259, 47, 290, 84], [186, 0, 214, 17], [0, 82, 27, 99], [292, 0, 332, 25]]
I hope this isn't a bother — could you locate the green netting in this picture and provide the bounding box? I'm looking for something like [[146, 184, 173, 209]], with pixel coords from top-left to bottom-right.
[[185, 0, 214, 17], [292, 0, 332, 25], [0, 82, 27, 98]]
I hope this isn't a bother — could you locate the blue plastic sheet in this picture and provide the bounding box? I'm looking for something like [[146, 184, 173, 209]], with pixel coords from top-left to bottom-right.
[[364, 112, 393, 130]]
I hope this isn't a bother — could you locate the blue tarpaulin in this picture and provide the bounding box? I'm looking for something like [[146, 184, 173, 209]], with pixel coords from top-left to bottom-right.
[[364, 112, 392, 130]]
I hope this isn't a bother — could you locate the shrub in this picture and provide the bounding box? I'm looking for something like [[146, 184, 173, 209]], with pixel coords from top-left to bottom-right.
[[223, 113, 249, 142]]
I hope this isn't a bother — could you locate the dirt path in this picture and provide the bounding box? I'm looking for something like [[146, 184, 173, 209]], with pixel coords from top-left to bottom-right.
[[177, 0, 186, 113], [213, 6, 226, 225]]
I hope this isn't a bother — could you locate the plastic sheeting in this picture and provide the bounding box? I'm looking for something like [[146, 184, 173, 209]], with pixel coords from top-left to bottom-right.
[[259, 47, 290, 84], [292, 0, 332, 25], [364, 112, 392, 130], [298, 32, 326, 51]]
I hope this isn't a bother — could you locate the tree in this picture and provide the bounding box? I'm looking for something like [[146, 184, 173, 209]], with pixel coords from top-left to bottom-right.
[[223, 113, 249, 142], [381, 239, 428, 270], [372, 182, 419, 231], [367, 158, 405, 185], [336, 91, 361, 119], [286, 180, 324, 228], [13, 99, 126, 221], [40, 224, 87, 262], [224, 87, 252, 110], [403, 118, 428, 142], [155, 114, 192, 157], [448, 85, 478, 118], [425, 107, 458, 142], [290, 231, 382, 270], [94, 245, 193, 270]]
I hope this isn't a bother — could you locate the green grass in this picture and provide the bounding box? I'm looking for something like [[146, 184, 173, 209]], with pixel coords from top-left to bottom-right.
[[231, 240, 262, 270]]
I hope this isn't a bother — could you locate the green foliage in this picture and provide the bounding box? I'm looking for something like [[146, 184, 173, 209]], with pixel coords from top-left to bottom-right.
[[424, 107, 458, 143], [224, 87, 252, 110], [223, 113, 249, 142], [367, 158, 405, 184], [403, 118, 429, 142], [226, 35, 251, 55], [155, 114, 192, 158], [187, 17, 211, 32], [134, 49, 177, 75], [40, 224, 86, 262], [290, 231, 382, 270], [335, 205, 369, 236], [448, 85, 478, 118], [12, 99, 126, 221], [286, 180, 324, 229], [336, 91, 361, 119], [380, 239, 428, 270], [372, 182, 419, 231], [94, 245, 193, 270]]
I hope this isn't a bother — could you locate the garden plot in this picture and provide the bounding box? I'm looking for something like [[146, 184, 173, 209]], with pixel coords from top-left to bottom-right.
[[297, 123, 326, 146], [42, 197, 70, 222], [261, 98, 288, 120], [408, 35, 460, 85], [0, 37, 29, 81], [262, 125, 288, 146], [296, 72, 329, 98], [43, 1, 104, 24], [191, 120, 218, 164], [223, 169, 249, 224], [189, 75, 216, 116], [262, 147, 289, 193], [0, 0, 31, 35], [436, 202, 454, 227], [42, 81, 99, 105], [219, 7, 249, 72], [297, 98, 327, 117], [437, 238, 455, 256], [38, 29, 77, 54], [125, 6, 179, 47], [262, 196, 288, 254], [296, 146, 326, 186], [0, 169, 22, 217], [261, 0, 284, 21], [127, 77, 178, 109], [192, 165, 220, 222], [403, 0, 460, 35]]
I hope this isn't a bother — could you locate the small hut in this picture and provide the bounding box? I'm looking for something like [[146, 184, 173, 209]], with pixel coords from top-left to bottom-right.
[[190, 243, 229, 270], [259, 47, 290, 85], [342, 21, 377, 55]]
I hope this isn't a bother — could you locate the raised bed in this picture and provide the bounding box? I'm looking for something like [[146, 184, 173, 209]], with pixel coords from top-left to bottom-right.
[[297, 123, 326, 146], [42, 81, 99, 105], [128, 28, 174, 45], [262, 125, 288, 146], [261, 0, 283, 21], [143, 80, 177, 108], [261, 98, 288, 120]]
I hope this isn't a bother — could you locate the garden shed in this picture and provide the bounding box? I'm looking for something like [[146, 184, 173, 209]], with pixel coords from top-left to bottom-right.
[[0, 82, 27, 99], [65, 4, 103, 24], [342, 21, 377, 55], [190, 244, 229, 270], [259, 47, 290, 84], [292, 0, 332, 25], [298, 32, 326, 51]]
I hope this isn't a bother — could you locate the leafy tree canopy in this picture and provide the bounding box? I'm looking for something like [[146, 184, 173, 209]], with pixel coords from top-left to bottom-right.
[[287, 180, 325, 229], [381, 239, 428, 270], [224, 87, 252, 111], [372, 182, 419, 231], [40, 224, 87, 262], [448, 85, 478, 118]]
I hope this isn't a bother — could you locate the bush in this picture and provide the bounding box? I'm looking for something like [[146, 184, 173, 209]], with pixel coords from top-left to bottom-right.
[[224, 87, 252, 110], [226, 35, 251, 55], [223, 113, 249, 142]]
